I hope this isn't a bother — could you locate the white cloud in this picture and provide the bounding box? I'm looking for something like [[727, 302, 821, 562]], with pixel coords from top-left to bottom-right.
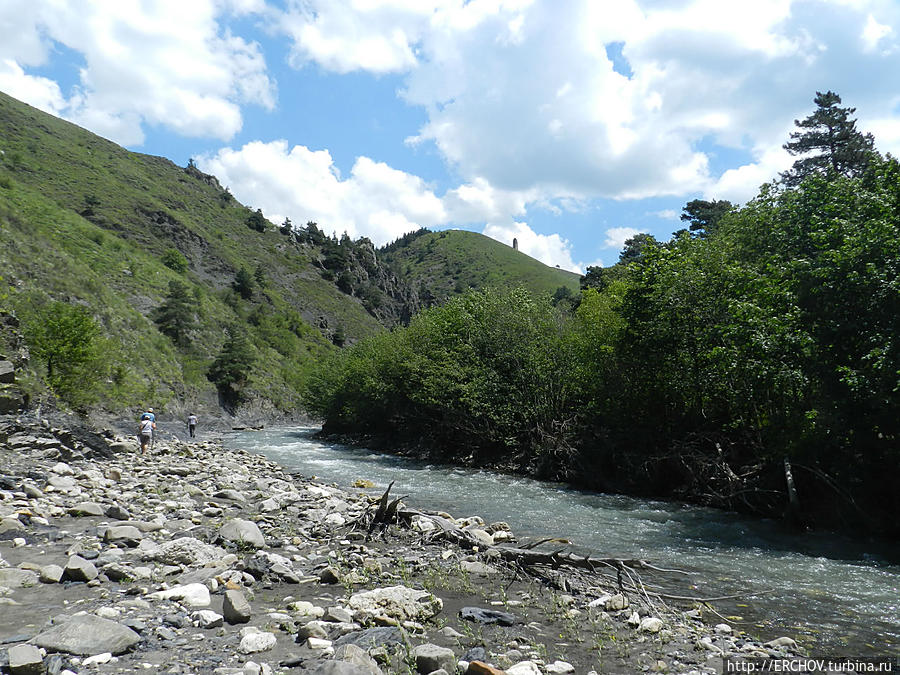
[[274, 0, 900, 206], [652, 209, 678, 220], [0, 59, 65, 116], [0, 0, 274, 146], [603, 226, 643, 250], [197, 140, 447, 245], [862, 13, 893, 51], [482, 221, 581, 273]]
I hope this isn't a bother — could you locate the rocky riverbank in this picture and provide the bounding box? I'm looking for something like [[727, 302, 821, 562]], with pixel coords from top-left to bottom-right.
[[1, 417, 804, 675]]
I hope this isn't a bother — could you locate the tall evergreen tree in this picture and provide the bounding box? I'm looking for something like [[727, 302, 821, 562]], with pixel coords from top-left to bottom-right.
[[680, 199, 733, 236], [154, 280, 196, 347], [208, 325, 256, 407], [781, 91, 876, 186], [233, 267, 254, 300]]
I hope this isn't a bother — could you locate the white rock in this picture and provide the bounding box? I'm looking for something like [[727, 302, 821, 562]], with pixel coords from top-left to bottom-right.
[[306, 637, 333, 650], [507, 661, 542, 675], [547, 661, 576, 674], [83, 652, 113, 666], [239, 631, 277, 654], [324, 513, 346, 527], [95, 607, 121, 619], [411, 516, 438, 533], [715, 623, 733, 634], [149, 583, 211, 607], [52, 462, 75, 476], [764, 636, 797, 650], [626, 611, 641, 627], [192, 610, 224, 628], [639, 617, 664, 633], [348, 585, 442, 623]]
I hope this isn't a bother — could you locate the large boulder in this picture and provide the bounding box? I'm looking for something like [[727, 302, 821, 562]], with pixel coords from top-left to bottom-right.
[[143, 537, 227, 566], [0, 361, 15, 384], [63, 555, 98, 582], [223, 589, 252, 624], [348, 586, 442, 625], [413, 644, 456, 674], [0, 568, 38, 588], [219, 519, 265, 549], [148, 583, 210, 607], [32, 614, 142, 655], [7, 644, 43, 675]]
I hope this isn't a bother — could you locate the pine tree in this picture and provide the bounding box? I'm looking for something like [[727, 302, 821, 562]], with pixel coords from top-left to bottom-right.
[[233, 267, 254, 300], [208, 325, 256, 407], [781, 91, 877, 186], [154, 280, 196, 347]]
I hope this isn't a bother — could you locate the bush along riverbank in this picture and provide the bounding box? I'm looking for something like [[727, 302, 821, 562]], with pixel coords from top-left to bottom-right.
[[1, 417, 805, 675]]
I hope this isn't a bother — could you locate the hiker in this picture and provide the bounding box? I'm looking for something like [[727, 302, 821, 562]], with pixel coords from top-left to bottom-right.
[[138, 414, 156, 455], [187, 413, 197, 438], [140, 407, 156, 451]]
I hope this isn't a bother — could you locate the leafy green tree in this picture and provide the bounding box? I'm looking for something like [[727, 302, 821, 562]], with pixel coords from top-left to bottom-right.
[[246, 208, 267, 232], [154, 280, 196, 348], [161, 247, 189, 274], [781, 91, 877, 186], [233, 266, 254, 300], [208, 325, 256, 408], [279, 217, 292, 235], [23, 302, 104, 407], [680, 199, 733, 236]]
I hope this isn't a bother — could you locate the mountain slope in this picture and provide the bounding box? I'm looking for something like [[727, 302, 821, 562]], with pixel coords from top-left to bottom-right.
[[380, 229, 581, 306]]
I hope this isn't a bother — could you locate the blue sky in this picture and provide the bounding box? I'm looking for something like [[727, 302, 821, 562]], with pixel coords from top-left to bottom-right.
[[3, 0, 900, 271]]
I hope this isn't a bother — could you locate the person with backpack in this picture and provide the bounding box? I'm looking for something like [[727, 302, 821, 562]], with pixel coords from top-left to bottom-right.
[[140, 407, 156, 451], [138, 414, 156, 455], [187, 413, 198, 438]]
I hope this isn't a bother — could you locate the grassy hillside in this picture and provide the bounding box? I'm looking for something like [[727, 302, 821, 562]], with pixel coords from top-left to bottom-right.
[[0, 91, 585, 418], [0, 91, 384, 416], [380, 229, 581, 305]]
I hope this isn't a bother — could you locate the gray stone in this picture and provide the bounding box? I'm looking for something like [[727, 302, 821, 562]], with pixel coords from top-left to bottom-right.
[[103, 526, 143, 545], [0, 517, 25, 534], [0, 361, 15, 384], [458, 607, 516, 626], [192, 610, 224, 628], [319, 566, 342, 584], [33, 614, 141, 655], [212, 489, 246, 502], [7, 643, 43, 675], [104, 504, 131, 520], [63, 555, 98, 582], [413, 644, 456, 675], [22, 483, 43, 499], [333, 627, 403, 651], [239, 631, 276, 654], [46, 475, 76, 490], [67, 502, 105, 517], [145, 536, 226, 565], [223, 589, 252, 624], [309, 662, 372, 675], [0, 568, 39, 588], [333, 644, 384, 675], [297, 621, 329, 641], [219, 519, 265, 549], [0, 390, 23, 414], [40, 564, 65, 584], [348, 586, 442, 624], [324, 607, 354, 624]]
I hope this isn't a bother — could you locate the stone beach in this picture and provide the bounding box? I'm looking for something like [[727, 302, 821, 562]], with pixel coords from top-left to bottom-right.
[[0, 417, 803, 674]]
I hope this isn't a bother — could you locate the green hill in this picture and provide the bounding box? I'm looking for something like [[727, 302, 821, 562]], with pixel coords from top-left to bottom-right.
[[0, 90, 584, 419], [380, 229, 581, 305], [0, 91, 384, 416]]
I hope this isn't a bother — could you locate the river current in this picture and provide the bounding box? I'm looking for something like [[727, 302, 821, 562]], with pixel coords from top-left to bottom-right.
[[226, 427, 899, 656]]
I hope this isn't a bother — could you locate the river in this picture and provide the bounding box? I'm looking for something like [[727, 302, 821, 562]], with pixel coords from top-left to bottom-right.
[[226, 427, 900, 656]]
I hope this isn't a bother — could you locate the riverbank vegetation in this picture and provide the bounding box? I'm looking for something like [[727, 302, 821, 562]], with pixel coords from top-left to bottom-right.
[[306, 93, 900, 534]]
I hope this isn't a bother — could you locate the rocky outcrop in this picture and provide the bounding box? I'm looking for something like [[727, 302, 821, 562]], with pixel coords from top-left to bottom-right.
[[0, 421, 805, 674]]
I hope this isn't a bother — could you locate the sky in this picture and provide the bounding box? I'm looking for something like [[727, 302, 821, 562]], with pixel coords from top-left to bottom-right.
[[3, 1, 900, 272]]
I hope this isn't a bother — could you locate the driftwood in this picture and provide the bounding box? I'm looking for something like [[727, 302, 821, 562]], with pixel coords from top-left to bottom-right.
[[358, 484, 772, 607]]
